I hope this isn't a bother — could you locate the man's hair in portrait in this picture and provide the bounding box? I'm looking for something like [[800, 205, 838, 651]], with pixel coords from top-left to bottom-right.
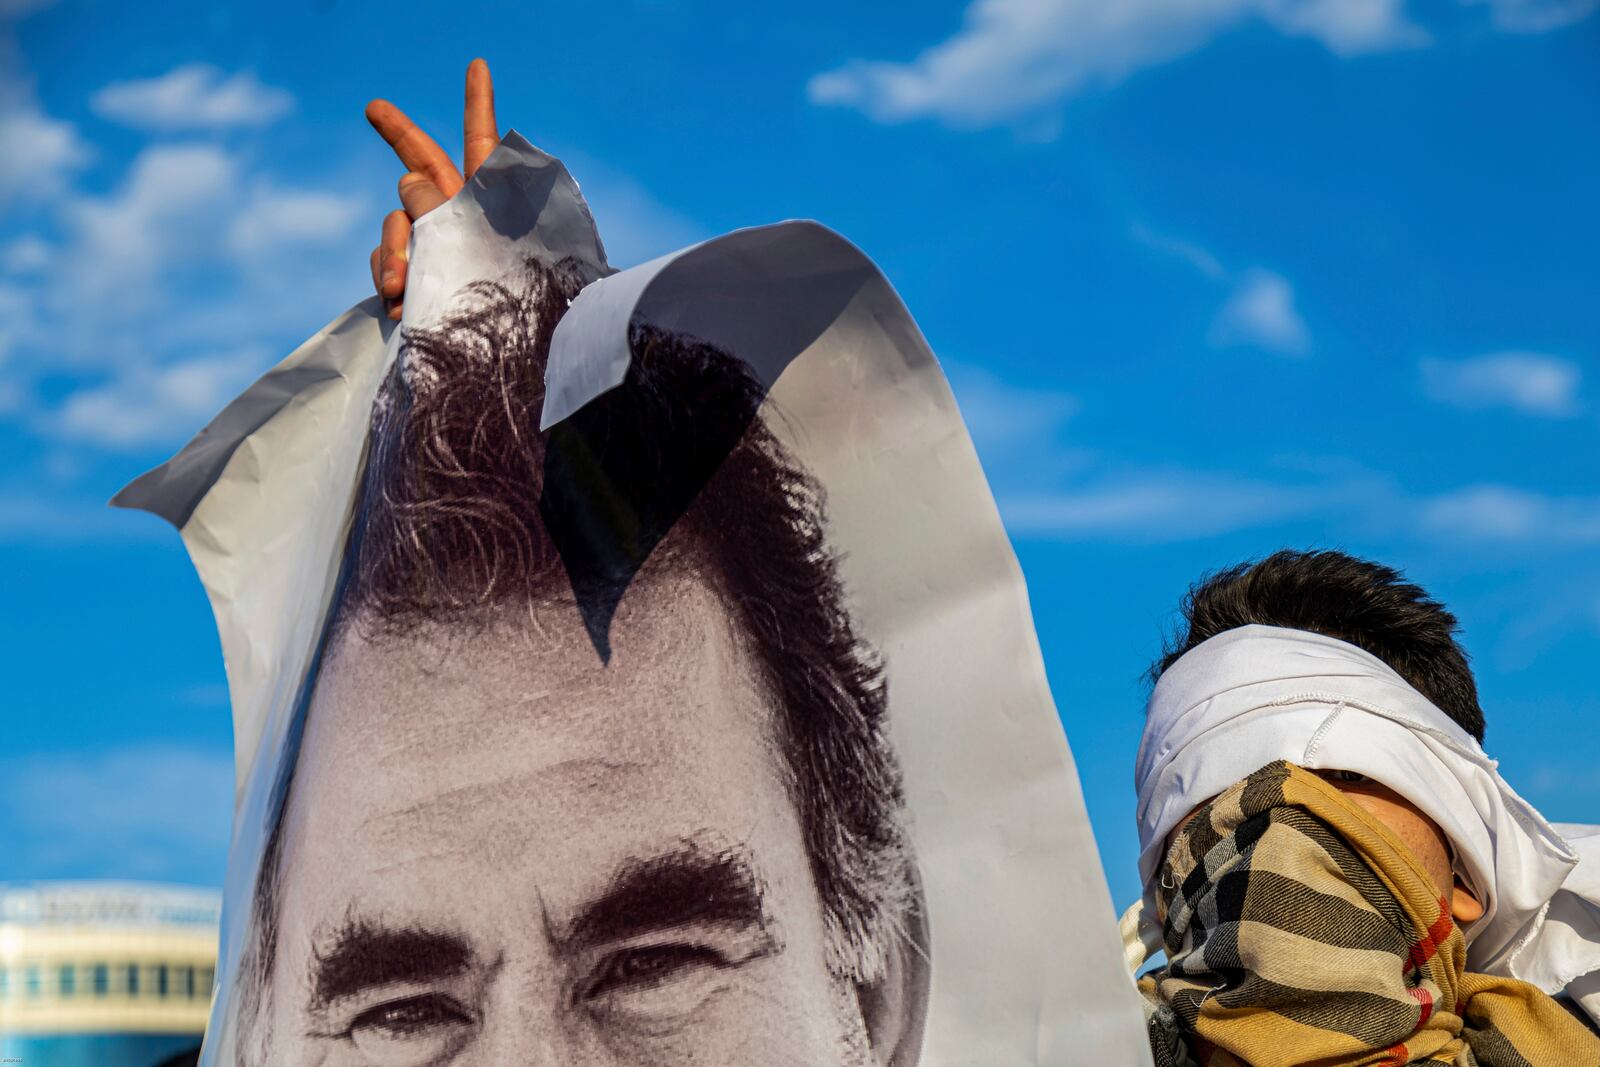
[[1149, 548, 1485, 741], [235, 257, 916, 1059]]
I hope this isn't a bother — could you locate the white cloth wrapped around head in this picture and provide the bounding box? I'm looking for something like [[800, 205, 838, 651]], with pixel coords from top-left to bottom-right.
[[1133, 624, 1600, 1023]]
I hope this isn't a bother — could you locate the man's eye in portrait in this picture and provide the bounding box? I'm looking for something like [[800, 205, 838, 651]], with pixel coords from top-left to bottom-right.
[[304, 923, 480, 1066], [582, 930, 782, 1033], [345, 993, 476, 1066]]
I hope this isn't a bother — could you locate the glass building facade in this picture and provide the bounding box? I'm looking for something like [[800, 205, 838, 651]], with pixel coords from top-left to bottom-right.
[[0, 883, 219, 1067]]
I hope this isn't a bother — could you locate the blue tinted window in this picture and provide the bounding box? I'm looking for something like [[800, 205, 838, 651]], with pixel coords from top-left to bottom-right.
[[25, 965, 41, 996], [178, 965, 194, 997], [93, 963, 109, 994], [156, 964, 169, 997], [125, 963, 139, 995], [58, 965, 74, 996]]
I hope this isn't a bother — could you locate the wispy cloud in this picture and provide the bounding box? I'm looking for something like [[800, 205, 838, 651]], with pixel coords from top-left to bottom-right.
[[1129, 221, 1227, 281], [1466, 0, 1599, 31], [227, 185, 365, 255], [52, 349, 265, 448], [808, 0, 1597, 130], [4, 135, 367, 451], [808, 0, 1425, 129], [0, 278, 32, 365], [2, 234, 51, 273], [0, 80, 90, 206], [1134, 224, 1310, 356], [566, 155, 708, 268], [0, 52, 701, 481], [91, 64, 293, 131], [0, 0, 61, 17], [999, 473, 1334, 540], [996, 462, 1600, 548], [58, 142, 241, 312], [173, 682, 229, 709], [1418, 485, 1600, 544], [945, 362, 1080, 454], [1529, 763, 1600, 797], [1209, 269, 1310, 357], [1420, 352, 1582, 417], [0, 744, 232, 882], [0, 492, 163, 541]]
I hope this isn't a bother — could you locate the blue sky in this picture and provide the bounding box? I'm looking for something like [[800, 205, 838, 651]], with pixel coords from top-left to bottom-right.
[[1, 0, 1596, 912]]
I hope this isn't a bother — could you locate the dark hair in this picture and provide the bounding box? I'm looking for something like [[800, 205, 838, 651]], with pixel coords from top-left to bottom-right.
[[236, 258, 914, 1057], [1150, 549, 1485, 741], [344, 256, 913, 970]]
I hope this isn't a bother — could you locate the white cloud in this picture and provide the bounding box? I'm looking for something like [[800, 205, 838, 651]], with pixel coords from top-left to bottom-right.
[[1209, 268, 1310, 356], [1417, 485, 1600, 544], [0, 96, 90, 205], [0, 492, 167, 542], [945, 362, 1080, 454], [1420, 352, 1581, 417], [53, 350, 264, 448], [999, 473, 1334, 540], [0, 279, 30, 363], [1530, 764, 1600, 797], [61, 142, 239, 311], [0, 744, 232, 880], [91, 64, 293, 131], [1130, 221, 1228, 281], [0, 0, 60, 16], [572, 161, 708, 269], [0, 42, 694, 471], [993, 461, 1600, 548], [1465, 0, 1598, 31], [0, 135, 371, 448], [174, 682, 229, 709], [1261, 0, 1430, 48], [1134, 225, 1311, 356], [808, 0, 1424, 128], [2, 234, 52, 273], [227, 185, 365, 254], [0, 112, 678, 468]]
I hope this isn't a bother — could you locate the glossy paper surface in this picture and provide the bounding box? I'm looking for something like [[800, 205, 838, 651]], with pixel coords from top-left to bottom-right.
[[117, 133, 1152, 1067]]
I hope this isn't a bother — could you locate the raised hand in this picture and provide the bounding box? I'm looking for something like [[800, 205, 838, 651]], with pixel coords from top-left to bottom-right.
[[366, 58, 499, 320]]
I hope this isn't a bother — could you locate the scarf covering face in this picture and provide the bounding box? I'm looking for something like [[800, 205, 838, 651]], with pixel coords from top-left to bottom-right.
[[1134, 625, 1600, 1023], [1137, 761, 1600, 1066]]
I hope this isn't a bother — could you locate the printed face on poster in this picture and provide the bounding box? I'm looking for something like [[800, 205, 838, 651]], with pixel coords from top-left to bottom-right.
[[117, 134, 1152, 1067]]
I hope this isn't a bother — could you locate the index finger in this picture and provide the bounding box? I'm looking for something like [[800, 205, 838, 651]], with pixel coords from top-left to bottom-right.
[[463, 58, 498, 179], [365, 99, 465, 198]]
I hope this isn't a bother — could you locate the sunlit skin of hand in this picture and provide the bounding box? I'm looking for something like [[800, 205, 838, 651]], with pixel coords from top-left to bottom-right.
[[367, 58, 500, 321]]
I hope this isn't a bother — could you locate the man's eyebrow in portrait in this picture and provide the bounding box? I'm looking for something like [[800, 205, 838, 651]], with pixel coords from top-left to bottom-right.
[[563, 839, 776, 950], [310, 920, 474, 1008]]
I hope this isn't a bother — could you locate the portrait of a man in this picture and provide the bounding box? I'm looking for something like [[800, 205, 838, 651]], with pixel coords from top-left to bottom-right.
[[115, 130, 1151, 1065], [231, 257, 930, 1067]]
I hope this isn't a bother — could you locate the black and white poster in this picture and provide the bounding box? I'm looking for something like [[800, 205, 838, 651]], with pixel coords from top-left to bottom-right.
[[117, 134, 1151, 1066]]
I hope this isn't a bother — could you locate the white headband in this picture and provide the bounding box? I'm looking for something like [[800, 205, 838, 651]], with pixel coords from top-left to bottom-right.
[[1134, 624, 1600, 1021]]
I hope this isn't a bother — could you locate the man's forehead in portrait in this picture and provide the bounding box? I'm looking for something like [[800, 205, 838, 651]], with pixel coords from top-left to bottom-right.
[[234, 259, 927, 1067]]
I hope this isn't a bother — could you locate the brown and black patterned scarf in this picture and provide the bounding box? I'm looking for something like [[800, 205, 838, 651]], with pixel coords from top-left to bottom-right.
[[1139, 761, 1600, 1066]]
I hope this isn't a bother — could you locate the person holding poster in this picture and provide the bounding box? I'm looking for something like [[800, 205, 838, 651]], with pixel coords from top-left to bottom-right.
[[117, 61, 1153, 1067]]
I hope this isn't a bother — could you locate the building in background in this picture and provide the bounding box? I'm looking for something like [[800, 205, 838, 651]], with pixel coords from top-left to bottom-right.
[[0, 883, 218, 1067]]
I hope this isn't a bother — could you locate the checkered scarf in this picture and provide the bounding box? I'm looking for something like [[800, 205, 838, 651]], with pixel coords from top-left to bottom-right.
[[1138, 762, 1600, 1066]]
